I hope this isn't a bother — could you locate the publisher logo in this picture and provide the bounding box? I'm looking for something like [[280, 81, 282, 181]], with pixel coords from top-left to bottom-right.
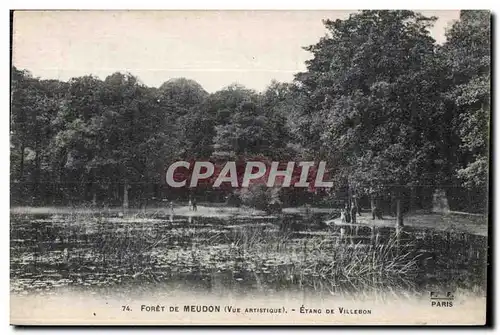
[[430, 292, 454, 308]]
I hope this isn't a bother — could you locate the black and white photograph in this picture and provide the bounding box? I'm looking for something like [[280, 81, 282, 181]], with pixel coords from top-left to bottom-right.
[[9, 9, 490, 325]]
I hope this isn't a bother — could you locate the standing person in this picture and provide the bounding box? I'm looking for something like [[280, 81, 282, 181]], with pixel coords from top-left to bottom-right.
[[192, 197, 197, 212], [188, 197, 193, 211], [350, 202, 357, 224], [356, 199, 362, 216], [169, 201, 174, 214], [372, 205, 383, 220], [340, 207, 346, 223], [344, 204, 351, 223]]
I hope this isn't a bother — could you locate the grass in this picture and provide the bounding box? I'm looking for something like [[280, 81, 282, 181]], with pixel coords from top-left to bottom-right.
[[145, 224, 422, 295]]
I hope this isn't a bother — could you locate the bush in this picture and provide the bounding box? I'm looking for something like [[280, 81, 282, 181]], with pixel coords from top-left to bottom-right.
[[225, 192, 242, 207], [239, 185, 282, 212]]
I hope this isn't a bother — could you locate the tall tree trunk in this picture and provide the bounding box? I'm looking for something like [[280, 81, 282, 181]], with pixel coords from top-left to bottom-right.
[[33, 138, 41, 202], [90, 171, 97, 206], [410, 186, 416, 213], [19, 143, 25, 181], [123, 181, 129, 210], [113, 184, 119, 203], [346, 181, 352, 209], [396, 198, 404, 227]]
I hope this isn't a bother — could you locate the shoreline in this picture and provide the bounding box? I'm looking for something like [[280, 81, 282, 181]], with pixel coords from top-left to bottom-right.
[[10, 205, 488, 237]]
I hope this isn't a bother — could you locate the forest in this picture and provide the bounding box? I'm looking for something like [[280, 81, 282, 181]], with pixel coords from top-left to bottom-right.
[[10, 10, 490, 214]]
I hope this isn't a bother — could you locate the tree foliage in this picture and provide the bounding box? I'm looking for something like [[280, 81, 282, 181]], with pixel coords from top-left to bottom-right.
[[440, 10, 490, 189], [10, 10, 490, 211]]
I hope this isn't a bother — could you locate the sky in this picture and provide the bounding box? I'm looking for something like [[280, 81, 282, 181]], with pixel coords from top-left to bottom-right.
[[12, 10, 461, 93]]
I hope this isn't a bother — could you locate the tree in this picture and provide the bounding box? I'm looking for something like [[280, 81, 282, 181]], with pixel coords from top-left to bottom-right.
[[441, 10, 490, 189], [49, 75, 105, 204], [210, 84, 263, 160], [295, 10, 448, 212], [11, 67, 37, 183], [259, 80, 301, 160], [92, 72, 181, 208], [11, 68, 67, 203], [158, 78, 212, 160]]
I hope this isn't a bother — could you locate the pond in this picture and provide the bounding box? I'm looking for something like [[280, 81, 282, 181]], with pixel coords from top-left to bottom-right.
[[10, 211, 487, 299]]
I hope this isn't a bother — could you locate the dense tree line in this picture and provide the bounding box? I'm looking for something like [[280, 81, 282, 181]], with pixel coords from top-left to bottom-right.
[[10, 10, 490, 213]]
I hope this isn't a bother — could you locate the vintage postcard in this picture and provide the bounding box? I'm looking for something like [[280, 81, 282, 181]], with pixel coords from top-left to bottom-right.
[[10, 10, 490, 325]]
